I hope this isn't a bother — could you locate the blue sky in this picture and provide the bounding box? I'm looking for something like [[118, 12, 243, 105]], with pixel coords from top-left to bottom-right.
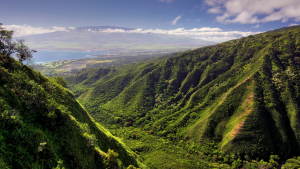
[[1, 0, 300, 42]]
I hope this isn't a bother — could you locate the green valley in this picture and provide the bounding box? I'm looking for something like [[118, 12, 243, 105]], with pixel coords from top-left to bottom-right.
[[65, 25, 300, 168]]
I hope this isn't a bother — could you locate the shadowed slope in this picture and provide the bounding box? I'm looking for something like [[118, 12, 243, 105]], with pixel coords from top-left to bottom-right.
[[0, 54, 146, 168]]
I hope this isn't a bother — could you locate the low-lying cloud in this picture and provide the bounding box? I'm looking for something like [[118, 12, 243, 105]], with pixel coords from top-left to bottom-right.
[[3, 24, 69, 37], [96, 27, 260, 42], [3, 24, 261, 42], [289, 23, 299, 26], [205, 0, 300, 24]]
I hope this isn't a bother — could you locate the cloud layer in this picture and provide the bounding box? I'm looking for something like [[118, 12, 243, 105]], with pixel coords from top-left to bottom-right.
[[3, 25, 69, 37], [205, 0, 300, 24], [96, 27, 260, 42], [3, 24, 260, 42]]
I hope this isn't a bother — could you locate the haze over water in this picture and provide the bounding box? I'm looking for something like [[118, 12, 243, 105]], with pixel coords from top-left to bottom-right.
[[32, 50, 111, 64]]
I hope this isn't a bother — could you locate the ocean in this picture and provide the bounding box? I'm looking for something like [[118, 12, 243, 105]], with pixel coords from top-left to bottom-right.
[[30, 50, 111, 64]]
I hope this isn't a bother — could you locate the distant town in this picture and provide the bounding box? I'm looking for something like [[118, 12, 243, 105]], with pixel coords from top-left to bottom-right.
[[34, 48, 192, 76]]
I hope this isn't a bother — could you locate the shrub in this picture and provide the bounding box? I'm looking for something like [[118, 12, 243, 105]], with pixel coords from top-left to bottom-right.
[[79, 123, 91, 134], [189, 112, 198, 119], [85, 133, 98, 146], [50, 73, 68, 88], [269, 155, 279, 168], [114, 117, 122, 123], [38, 141, 47, 152], [213, 155, 218, 162], [131, 134, 137, 139], [124, 122, 131, 127], [103, 149, 119, 169], [127, 165, 138, 169], [53, 159, 65, 169], [232, 158, 242, 168]]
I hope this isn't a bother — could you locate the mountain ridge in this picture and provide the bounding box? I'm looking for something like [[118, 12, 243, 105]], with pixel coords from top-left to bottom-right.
[[74, 26, 136, 31], [66, 26, 300, 168]]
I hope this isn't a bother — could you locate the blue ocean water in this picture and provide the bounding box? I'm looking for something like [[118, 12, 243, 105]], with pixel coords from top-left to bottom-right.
[[31, 50, 111, 64]]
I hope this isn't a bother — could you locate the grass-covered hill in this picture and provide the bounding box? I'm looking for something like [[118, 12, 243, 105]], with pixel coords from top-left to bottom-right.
[[0, 51, 147, 168], [66, 26, 300, 168]]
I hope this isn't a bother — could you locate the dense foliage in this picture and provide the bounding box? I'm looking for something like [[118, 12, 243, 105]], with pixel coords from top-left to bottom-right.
[[0, 25, 146, 169], [67, 26, 300, 168]]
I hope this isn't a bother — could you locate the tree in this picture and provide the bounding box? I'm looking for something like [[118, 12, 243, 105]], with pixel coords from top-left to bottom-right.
[[0, 23, 36, 65], [103, 149, 119, 169], [50, 73, 68, 88], [127, 165, 138, 169]]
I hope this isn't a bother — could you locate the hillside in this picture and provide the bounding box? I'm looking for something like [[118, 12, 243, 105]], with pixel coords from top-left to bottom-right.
[[0, 49, 146, 168], [66, 26, 300, 168]]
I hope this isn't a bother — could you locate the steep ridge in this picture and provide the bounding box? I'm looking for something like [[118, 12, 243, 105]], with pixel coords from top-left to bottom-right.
[[0, 53, 146, 168], [67, 26, 300, 164]]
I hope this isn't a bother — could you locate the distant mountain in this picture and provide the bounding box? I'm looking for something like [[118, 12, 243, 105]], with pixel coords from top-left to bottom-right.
[[74, 26, 136, 31], [18, 26, 216, 51], [65, 26, 300, 168]]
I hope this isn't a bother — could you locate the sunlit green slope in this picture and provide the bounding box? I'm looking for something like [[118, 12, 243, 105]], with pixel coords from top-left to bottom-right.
[[67, 26, 300, 166], [0, 53, 146, 168]]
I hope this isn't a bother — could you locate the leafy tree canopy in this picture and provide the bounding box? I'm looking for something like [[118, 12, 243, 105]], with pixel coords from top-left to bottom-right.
[[0, 23, 36, 65]]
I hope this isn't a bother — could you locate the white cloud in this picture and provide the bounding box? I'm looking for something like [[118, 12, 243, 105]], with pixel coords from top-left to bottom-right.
[[190, 5, 200, 13], [289, 23, 299, 26], [68, 27, 76, 30], [158, 0, 173, 2], [251, 24, 261, 28], [171, 16, 182, 25], [205, 0, 300, 24], [98, 28, 126, 33], [97, 27, 260, 42], [3, 24, 261, 43], [3, 24, 68, 36], [190, 27, 222, 31], [208, 6, 223, 14], [204, 0, 227, 6], [193, 19, 201, 23]]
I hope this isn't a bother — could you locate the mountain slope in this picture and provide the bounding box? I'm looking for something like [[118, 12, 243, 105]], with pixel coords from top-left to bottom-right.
[[67, 26, 300, 166], [0, 53, 146, 168]]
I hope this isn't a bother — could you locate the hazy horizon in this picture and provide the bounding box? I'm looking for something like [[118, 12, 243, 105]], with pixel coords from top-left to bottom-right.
[[2, 0, 300, 43]]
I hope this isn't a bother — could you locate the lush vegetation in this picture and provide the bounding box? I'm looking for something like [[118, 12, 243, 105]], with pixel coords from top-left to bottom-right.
[[67, 26, 300, 168], [0, 24, 146, 169]]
